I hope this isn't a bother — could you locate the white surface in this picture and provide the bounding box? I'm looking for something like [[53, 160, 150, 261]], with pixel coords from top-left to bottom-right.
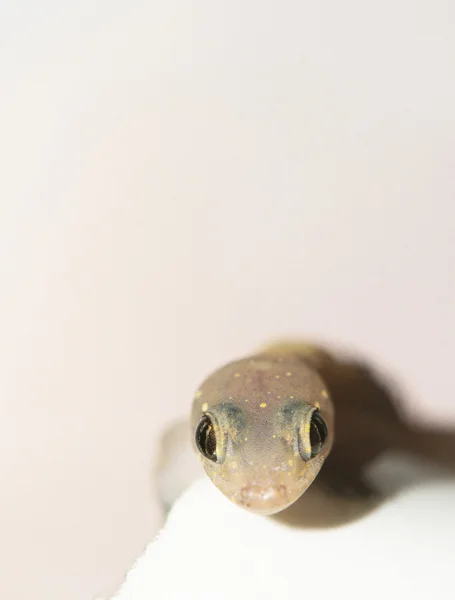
[[108, 456, 455, 600], [1, 2, 455, 600]]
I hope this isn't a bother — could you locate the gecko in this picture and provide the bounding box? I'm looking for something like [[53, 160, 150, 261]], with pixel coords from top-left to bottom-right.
[[155, 341, 455, 516]]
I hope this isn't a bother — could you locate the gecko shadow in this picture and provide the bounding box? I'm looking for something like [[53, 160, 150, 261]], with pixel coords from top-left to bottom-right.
[[273, 354, 455, 529]]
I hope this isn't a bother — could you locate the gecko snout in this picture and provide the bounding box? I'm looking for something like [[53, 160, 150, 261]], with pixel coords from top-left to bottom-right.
[[237, 483, 289, 514]]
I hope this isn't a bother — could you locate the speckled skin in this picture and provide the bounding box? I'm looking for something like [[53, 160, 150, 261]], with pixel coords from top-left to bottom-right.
[[191, 346, 334, 515]]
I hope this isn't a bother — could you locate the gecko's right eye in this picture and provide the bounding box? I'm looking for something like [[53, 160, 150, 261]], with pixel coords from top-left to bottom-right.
[[195, 415, 218, 462]]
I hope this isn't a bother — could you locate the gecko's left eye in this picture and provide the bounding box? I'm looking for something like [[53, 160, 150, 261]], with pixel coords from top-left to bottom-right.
[[298, 409, 328, 461], [195, 415, 218, 462], [309, 410, 328, 457]]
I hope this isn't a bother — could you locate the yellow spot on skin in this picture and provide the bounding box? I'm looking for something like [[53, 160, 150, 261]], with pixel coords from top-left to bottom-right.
[[286, 372, 292, 377], [287, 471, 292, 476], [201, 402, 208, 412], [288, 459, 294, 466], [259, 402, 267, 408], [305, 423, 311, 433], [195, 390, 202, 398], [229, 396, 233, 400], [290, 395, 294, 399], [244, 437, 248, 442], [244, 398, 249, 403], [275, 374, 280, 379], [267, 391, 271, 395], [277, 395, 281, 399], [272, 434, 277, 438], [315, 402, 320, 409], [321, 389, 328, 398], [230, 461, 237, 469], [234, 372, 241, 378]]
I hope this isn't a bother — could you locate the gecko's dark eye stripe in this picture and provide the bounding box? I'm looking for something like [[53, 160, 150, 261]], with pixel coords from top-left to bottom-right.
[[195, 415, 218, 462], [310, 410, 328, 457]]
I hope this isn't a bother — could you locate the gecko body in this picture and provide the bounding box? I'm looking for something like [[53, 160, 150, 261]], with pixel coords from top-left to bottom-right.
[[157, 341, 455, 517]]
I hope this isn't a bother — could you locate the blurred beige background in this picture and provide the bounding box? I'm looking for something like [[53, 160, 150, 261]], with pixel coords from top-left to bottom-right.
[[1, 2, 454, 599]]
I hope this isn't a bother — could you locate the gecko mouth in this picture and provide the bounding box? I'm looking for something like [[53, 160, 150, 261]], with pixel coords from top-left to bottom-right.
[[236, 483, 289, 514]]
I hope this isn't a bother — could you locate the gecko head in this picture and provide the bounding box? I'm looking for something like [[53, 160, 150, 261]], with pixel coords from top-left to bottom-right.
[[191, 356, 334, 516]]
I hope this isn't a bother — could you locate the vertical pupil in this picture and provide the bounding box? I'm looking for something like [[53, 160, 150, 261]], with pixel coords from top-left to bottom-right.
[[196, 415, 217, 461], [310, 410, 328, 457]]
